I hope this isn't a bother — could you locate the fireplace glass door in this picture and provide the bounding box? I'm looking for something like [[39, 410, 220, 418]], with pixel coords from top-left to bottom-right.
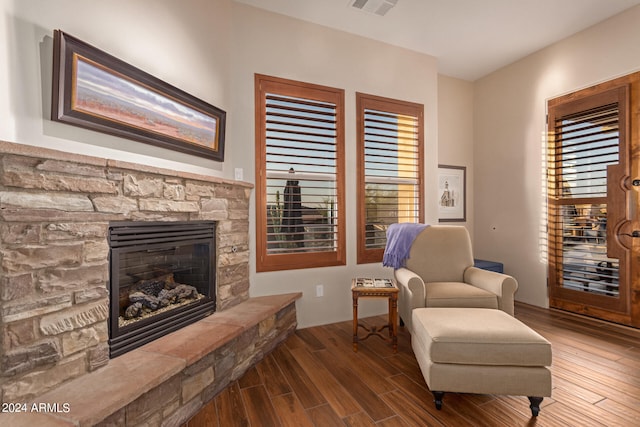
[[108, 221, 216, 357]]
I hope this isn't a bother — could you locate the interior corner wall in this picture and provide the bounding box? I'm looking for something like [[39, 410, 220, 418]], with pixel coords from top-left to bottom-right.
[[229, 3, 439, 328], [437, 75, 474, 240], [473, 5, 640, 307], [0, 0, 233, 178]]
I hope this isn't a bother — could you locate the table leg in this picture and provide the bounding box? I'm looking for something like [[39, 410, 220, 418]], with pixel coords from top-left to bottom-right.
[[387, 298, 393, 338], [352, 292, 358, 352], [390, 293, 398, 353]]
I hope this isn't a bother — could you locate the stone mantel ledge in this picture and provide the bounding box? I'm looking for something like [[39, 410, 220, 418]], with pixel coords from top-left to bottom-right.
[[0, 293, 301, 427], [0, 140, 254, 189]]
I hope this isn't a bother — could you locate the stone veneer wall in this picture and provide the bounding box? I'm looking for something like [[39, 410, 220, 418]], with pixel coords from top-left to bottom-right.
[[0, 140, 252, 404]]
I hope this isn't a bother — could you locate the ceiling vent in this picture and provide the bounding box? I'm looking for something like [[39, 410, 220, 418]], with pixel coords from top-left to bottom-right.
[[350, 0, 398, 16]]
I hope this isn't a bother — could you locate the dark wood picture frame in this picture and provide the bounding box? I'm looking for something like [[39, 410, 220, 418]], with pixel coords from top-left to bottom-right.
[[438, 164, 466, 222], [51, 30, 226, 161]]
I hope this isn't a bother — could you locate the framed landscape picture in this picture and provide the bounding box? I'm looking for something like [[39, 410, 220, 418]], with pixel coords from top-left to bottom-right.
[[51, 30, 226, 161], [438, 165, 466, 222]]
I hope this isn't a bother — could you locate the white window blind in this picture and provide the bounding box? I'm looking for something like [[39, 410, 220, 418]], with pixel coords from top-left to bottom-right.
[[265, 93, 339, 254], [364, 109, 420, 248], [550, 103, 620, 296]]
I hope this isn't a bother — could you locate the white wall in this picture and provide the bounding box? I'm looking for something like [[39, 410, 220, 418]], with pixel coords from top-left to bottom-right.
[[473, 5, 640, 307], [1, 0, 233, 177], [438, 75, 474, 238], [9, 0, 639, 327], [230, 3, 440, 327], [0, 0, 442, 328]]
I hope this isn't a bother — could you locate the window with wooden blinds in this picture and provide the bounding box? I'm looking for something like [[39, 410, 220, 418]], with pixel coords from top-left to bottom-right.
[[548, 102, 620, 297], [356, 93, 424, 264], [255, 74, 345, 272]]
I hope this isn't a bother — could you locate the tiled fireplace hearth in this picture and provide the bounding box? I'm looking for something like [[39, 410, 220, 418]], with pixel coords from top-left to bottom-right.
[[0, 141, 300, 426]]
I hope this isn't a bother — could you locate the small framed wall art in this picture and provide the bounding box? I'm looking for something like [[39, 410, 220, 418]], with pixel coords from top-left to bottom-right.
[[438, 164, 466, 222]]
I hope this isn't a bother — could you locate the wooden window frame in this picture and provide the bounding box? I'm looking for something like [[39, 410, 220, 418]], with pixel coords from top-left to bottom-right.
[[255, 74, 346, 272], [356, 92, 425, 264]]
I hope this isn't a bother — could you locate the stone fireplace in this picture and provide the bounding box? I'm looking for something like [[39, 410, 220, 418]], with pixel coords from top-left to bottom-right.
[[0, 141, 298, 424], [108, 220, 217, 357]]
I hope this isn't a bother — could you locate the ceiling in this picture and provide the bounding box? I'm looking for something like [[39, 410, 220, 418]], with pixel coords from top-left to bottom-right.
[[234, 0, 640, 81]]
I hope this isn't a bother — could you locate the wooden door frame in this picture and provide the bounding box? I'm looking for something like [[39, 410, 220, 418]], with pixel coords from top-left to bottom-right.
[[547, 72, 640, 327]]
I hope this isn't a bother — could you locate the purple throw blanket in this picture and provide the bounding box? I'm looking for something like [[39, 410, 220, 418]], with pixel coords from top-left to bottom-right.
[[382, 223, 429, 269]]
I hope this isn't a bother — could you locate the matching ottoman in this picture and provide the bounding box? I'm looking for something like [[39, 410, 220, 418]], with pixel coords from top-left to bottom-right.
[[411, 307, 552, 416]]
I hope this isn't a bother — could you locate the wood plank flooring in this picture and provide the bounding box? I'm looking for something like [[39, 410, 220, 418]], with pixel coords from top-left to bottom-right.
[[184, 303, 640, 426]]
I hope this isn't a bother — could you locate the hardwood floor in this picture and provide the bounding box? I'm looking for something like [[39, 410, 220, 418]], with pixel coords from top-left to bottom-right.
[[185, 303, 640, 426]]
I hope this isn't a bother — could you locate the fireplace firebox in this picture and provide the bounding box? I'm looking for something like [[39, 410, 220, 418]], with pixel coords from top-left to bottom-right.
[[108, 221, 216, 357]]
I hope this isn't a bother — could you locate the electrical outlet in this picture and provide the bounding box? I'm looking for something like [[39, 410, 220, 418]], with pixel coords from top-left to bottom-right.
[[234, 168, 243, 181], [315, 284, 324, 297]]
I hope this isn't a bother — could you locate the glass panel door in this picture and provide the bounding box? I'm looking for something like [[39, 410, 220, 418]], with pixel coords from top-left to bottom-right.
[[548, 80, 637, 326]]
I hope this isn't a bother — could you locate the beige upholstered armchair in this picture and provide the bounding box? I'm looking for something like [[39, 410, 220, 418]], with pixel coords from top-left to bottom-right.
[[394, 225, 518, 332]]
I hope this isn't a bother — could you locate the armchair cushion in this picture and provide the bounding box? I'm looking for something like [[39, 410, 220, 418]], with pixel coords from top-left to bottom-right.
[[404, 225, 473, 283], [425, 282, 498, 310]]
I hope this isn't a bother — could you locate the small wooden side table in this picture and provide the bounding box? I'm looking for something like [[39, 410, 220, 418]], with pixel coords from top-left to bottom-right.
[[351, 278, 399, 353]]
